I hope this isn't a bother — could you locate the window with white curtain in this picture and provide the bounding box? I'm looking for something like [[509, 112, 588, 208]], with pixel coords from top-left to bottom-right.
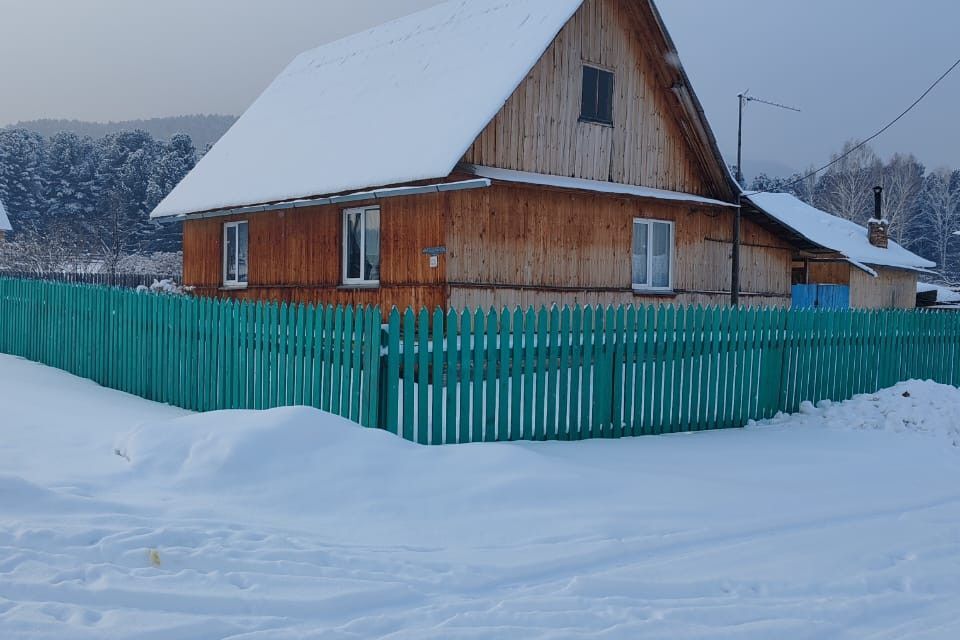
[[343, 206, 381, 285], [223, 220, 249, 287], [632, 218, 673, 291]]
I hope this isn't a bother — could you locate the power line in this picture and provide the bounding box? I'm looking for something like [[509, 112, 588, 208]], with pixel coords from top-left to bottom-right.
[[743, 54, 960, 196]]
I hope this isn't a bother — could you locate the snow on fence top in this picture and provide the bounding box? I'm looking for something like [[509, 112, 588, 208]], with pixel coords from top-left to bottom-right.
[[0, 198, 11, 232], [746, 192, 936, 273], [151, 0, 584, 219]]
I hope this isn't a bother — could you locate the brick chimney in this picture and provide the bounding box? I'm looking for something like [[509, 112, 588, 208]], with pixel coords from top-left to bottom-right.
[[868, 219, 889, 248], [869, 186, 889, 248]]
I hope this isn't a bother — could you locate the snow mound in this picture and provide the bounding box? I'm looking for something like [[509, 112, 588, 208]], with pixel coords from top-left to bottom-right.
[[113, 405, 572, 526], [0, 475, 106, 514], [755, 380, 960, 447], [115, 407, 416, 487]]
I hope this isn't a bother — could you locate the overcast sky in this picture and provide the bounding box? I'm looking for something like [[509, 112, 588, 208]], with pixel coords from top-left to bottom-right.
[[1, 0, 958, 176]]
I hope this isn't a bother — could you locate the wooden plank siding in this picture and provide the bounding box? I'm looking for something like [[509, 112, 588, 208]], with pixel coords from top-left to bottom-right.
[[806, 260, 852, 286], [184, 181, 792, 312], [183, 192, 449, 310], [462, 0, 715, 198], [851, 266, 918, 309], [447, 182, 793, 309], [801, 261, 918, 309]]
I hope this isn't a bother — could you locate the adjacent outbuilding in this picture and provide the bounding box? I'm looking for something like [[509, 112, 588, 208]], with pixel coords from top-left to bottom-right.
[[744, 193, 935, 309], [0, 197, 12, 241]]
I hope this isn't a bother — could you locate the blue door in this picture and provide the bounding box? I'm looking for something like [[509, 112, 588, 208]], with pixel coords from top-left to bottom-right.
[[792, 284, 850, 310]]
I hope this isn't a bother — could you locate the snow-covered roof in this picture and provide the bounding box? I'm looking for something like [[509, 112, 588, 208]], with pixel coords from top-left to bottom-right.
[[746, 193, 936, 273], [0, 198, 11, 232], [152, 0, 584, 219], [466, 165, 735, 208], [918, 282, 960, 305]]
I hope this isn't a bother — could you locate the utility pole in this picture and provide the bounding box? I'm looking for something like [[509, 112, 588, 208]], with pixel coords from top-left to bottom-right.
[[731, 92, 800, 306], [732, 94, 746, 306]]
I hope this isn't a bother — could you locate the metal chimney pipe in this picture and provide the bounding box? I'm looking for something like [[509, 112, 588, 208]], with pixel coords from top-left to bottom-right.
[[874, 186, 883, 220]]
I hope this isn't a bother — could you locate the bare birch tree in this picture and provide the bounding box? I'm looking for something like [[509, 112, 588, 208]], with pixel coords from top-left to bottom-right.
[[917, 169, 960, 282], [880, 153, 925, 245], [814, 140, 882, 222], [0, 217, 91, 273]]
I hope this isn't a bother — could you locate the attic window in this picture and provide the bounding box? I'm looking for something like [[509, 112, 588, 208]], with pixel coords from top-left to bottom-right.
[[580, 65, 614, 125]]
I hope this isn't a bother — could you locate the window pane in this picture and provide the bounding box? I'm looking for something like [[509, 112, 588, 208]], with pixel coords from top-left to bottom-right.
[[345, 212, 362, 280], [237, 223, 249, 283], [582, 66, 614, 124], [225, 225, 237, 282], [364, 208, 381, 282], [581, 66, 598, 120], [632, 222, 649, 286], [598, 69, 614, 123], [651, 222, 671, 288]]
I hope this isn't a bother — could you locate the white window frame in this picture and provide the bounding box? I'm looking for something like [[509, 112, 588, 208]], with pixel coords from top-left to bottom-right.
[[222, 220, 249, 288], [632, 218, 675, 292], [342, 206, 381, 286]]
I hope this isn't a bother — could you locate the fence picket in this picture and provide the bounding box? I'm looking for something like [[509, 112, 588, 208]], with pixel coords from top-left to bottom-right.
[[523, 307, 537, 441], [471, 309, 486, 444], [621, 306, 636, 437], [385, 309, 401, 435], [432, 308, 445, 445], [558, 307, 572, 440], [485, 308, 499, 443], [416, 308, 430, 444], [534, 307, 549, 441], [547, 306, 561, 440], [568, 306, 583, 440], [402, 308, 415, 442], [460, 310, 473, 442], [446, 309, 460, 444], [497, 308, 511, 441]]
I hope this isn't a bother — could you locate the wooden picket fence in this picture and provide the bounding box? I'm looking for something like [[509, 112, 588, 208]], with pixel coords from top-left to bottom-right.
[[0, 271, 179, 289], [2, 277, 960, 444]]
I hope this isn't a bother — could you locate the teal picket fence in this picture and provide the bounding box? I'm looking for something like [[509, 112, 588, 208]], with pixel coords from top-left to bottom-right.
[[2, 277, 960, 444]]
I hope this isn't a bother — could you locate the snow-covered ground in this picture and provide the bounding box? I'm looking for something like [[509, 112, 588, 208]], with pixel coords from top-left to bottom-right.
[[2, 354, 960, 639]]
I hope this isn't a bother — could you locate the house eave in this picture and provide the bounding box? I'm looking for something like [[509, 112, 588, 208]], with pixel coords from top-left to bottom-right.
[[157, 178, 492, 223], [463, 164, 736, 208]]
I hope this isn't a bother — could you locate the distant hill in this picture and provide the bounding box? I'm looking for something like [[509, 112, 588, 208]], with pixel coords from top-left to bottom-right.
[[6, 115, 237, 152]]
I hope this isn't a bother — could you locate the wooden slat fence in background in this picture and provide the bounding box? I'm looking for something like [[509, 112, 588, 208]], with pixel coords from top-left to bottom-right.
[[0, 271, 180, 289], [2, 277, 959, 444]]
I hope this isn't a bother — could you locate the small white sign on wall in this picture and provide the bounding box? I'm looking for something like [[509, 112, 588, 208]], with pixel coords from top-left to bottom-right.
[[429, 255, 439, 269]]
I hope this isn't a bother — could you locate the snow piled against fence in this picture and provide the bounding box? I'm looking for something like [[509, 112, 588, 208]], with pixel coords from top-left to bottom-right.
[[151, 0, 583, 218], [754, 380, 960, 446], [4, 354, 960, 638]]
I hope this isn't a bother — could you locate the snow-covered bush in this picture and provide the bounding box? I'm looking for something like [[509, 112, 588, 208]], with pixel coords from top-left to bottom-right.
[[136, 279, 193, 296]]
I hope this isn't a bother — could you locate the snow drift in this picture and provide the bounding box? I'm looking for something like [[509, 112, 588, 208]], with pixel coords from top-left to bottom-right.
[[4, 354, 960, 639]]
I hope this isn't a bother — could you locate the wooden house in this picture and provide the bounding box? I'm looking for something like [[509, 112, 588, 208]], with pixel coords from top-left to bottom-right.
[[744, 193, 935, 309], [152, 0, 798, 310], [0, 197, 11, 242]]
